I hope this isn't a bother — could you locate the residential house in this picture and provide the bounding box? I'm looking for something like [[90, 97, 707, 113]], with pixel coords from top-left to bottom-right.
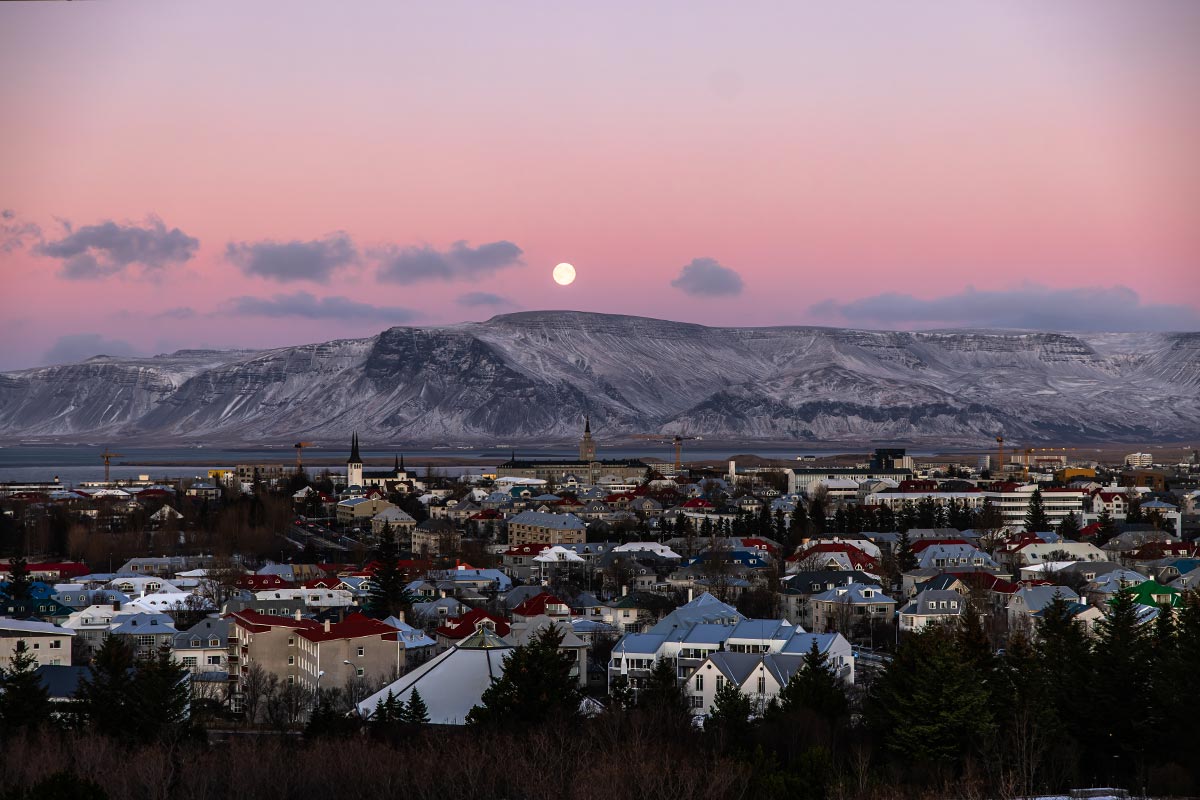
[[172, 617, 230, 674], [898, 589, 966, 632], [0, 618, 74, 667], [808, 582, 896, 636], [295, 613, 405, 692]]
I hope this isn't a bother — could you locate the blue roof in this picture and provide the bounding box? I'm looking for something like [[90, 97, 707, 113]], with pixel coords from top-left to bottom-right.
[[613, 633, 668, 656], [681, 623, 734, 645], [780, 632, 840, 655], [729, 619, 793, 641]]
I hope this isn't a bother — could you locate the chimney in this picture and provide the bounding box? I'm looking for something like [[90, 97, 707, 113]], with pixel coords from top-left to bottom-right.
[[294, 609, 302, 621], [687, 587, 694, 603], [621, 584, 628, 596], [323, 619, 331, 633], [112, 601, 121, 611], [398, 611, 406, 624]]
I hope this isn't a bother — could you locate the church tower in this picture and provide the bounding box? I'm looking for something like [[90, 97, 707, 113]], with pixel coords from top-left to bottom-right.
[[347, 433, 363, 487], [579, 416, 596, 461]]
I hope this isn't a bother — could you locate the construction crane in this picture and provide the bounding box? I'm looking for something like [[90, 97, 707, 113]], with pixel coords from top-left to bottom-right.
[[100, 448, 123, 484], [631, 433, 703, 471], [995, 436, 1005, 475], [294, 442, 314, 471]]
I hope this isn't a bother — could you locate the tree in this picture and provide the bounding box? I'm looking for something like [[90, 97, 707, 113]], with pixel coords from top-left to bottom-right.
[[5, 555, 31, 601], [367, 524, 414, 619], [1024, 488, 1050, 532], [306, 688, 359, 738], [637, 656, 690, 720], [75, 635, 136, 737], [128, 644, 192, 742], [1094, 507, 1118, 547], [868, 624, 994, 777], [1091, 588, 1149, 783], [894, 528, 917, 573], [706, 678, 754, 746], [0, 640, 50, 735], [403, 688, 430, 725], [466, 625, 580, 728], [778, 639, 848, 723], [1057, 511, 1081, 541]]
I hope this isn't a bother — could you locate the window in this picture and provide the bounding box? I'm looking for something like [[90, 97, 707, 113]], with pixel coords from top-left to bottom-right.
[[288, 637, 295, 646], [757, 676, 766, 694], [208, 655, 222, 666], [209, 638, 220, 647], [182, 656, 198, 667], [288, 656, 295, 665], [287, 675, 294, 685], [696, 675, 704, 691], [356, 667, 364, 677], [357, 646, 365, 657], [716, 675, 726, 689], [49, 640, 62, 649]]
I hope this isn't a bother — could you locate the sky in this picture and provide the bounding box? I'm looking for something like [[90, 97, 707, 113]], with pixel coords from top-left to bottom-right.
[[1, 1, 1198, 370]]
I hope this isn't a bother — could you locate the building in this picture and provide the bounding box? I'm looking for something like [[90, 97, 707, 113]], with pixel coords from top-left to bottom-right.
[[234, 464, 290, 485], [336, 496, 396, 526], [898, 589, 966, 632], [0, 618, 74, 667], [227, 609, 321, 708], [506, 510, 588, 546], [683, 632, 853, 716], [808, 582, 896, 635], [785, 467, 912, 496], [1125, 452, 1154, 468], [495, 421, 647, 485], [295, 613, 406, 692], [347, 433, 363, 489], [172, 617, 230, 674]]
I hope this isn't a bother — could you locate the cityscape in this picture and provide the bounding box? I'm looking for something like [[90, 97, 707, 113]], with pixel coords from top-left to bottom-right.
[[2, 2, 1199, 799]]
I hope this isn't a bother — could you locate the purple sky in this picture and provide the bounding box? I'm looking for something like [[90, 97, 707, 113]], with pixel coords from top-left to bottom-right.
[[2, 1, 1198, 370]]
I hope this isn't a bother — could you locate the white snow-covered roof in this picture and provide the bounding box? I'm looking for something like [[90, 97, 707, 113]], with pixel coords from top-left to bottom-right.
[[357, 627, 512, 725], [533, 546, 585, 563]]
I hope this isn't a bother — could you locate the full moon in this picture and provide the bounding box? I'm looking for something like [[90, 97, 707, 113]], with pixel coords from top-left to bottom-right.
[[552, 262, 576, 286]]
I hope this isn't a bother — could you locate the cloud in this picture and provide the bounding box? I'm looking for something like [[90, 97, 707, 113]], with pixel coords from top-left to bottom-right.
[[154, 307, 197, 320], [811, 285, 1200, 332], [225, 233, 357, 282], [42, 334, 142, 366], [34, 215, 198, 279], [376, 240, 523, 284], [1, 209, 42, 253], [458, 291, 517, 308], [670, 257, 744, 296], [226, 291, 417, 322]]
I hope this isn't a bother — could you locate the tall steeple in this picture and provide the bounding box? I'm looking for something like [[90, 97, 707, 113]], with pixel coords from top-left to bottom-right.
[[347, 433, 363, 488], [579, 415, 596, 462]]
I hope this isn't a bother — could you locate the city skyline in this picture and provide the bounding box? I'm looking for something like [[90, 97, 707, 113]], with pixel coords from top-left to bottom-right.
[[2, 1, 1199, 370]]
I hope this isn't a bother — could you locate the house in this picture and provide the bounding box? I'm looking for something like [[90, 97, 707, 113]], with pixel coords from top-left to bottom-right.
[[107, 612, 177, 659], [1007, 586, 1080, 632], [61, 603, 123, 657], [505, 614, 589, 687], [433, 608, 511, 652], [898, 589, 966, 632], [777, 570, 878, 622], [808, 582, 896, 636], [171, 617, 230, 674], [914, 543, 998, 571], [511, 592, 571, 622], [336, 497, 397, 526], [1083, 569, 1147, 606], [0, 618, 75, 667], [683, 632, 853, 716]]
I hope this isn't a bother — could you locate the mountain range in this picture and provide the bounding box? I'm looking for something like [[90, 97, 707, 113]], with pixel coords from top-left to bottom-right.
[[2, 311, 1197, 446]]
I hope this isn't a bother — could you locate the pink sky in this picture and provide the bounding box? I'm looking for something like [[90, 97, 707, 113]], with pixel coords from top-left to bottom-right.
[[1, 1, 1198, 369]]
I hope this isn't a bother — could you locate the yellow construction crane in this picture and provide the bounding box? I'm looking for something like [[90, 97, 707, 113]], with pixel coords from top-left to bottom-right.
[[294, 442, 314, 471], [100, 448, 123, 483]]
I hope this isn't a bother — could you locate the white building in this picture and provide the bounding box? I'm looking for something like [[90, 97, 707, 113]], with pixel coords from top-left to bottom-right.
[[1124, 452, 1154, 468]]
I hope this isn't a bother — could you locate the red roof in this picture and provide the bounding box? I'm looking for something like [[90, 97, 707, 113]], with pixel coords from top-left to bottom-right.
[[948, 571, 1019, 595], [469, 509, 504, 520], [790, 542, 878, 570], [435, 608, 510, 639], [227, 609, 321, 633], [235, 575, 295, 591], [1078, 523, 1102, 539], [680, 498, 714, 509], [512, 593, 569, 618], [739, 538, 779, 555], [0, 561, 90, 579], [297, 612, 400, 643]]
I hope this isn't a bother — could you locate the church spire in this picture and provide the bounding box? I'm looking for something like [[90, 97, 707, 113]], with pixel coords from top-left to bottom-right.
[[393, 453, 400, 472], [348, 433, 361, 464], [584, 414, 591, 434]]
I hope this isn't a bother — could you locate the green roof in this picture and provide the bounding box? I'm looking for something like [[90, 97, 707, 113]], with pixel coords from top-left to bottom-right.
[[1121, 579, 1181, 608]]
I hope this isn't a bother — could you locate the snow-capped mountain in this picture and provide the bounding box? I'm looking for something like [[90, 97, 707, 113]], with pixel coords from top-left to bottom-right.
[[1, 312, 1197, 445]]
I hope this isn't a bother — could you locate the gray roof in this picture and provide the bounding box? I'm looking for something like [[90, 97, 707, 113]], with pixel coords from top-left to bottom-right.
[[507, 510, 586, 530], [34, 665, 90, 699], [172, 617, 230, 648]]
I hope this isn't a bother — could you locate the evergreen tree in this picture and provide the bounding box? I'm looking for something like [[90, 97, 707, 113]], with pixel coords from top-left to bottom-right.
[[874, 504, 896, 533], [915, 497, 938, 529], [367, 524, 414, 619], [894, 528, 917, 573], [76, 635, 137, 737], [787, 503, 809, 546], [0, 640, 50, 736], [778, 639, 848, 723], [706, 678, 753, 745], [1094, 507, 1118, 547], [1091, 588, 1149, 783], [129, 644, 192, 742], [637, 656, 689, 719], [306, 689, 358, 738], [1034, 591, 1094, 761], [6, 555, 31, 601], [1024, 488, 1050, 532], [1056, 511, 1081, 541], [369, 690, 402, 741], [402, 688, 430, 725], [1124, 490, 1144, 523], [807, 496, 827, 534], [867, 624, 994, 776], [466, 625, 580, 728], [896, 501, 917, 533]]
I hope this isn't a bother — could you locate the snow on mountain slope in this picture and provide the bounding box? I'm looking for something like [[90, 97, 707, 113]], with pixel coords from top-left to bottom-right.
[[1, 312, 1196, 444]]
